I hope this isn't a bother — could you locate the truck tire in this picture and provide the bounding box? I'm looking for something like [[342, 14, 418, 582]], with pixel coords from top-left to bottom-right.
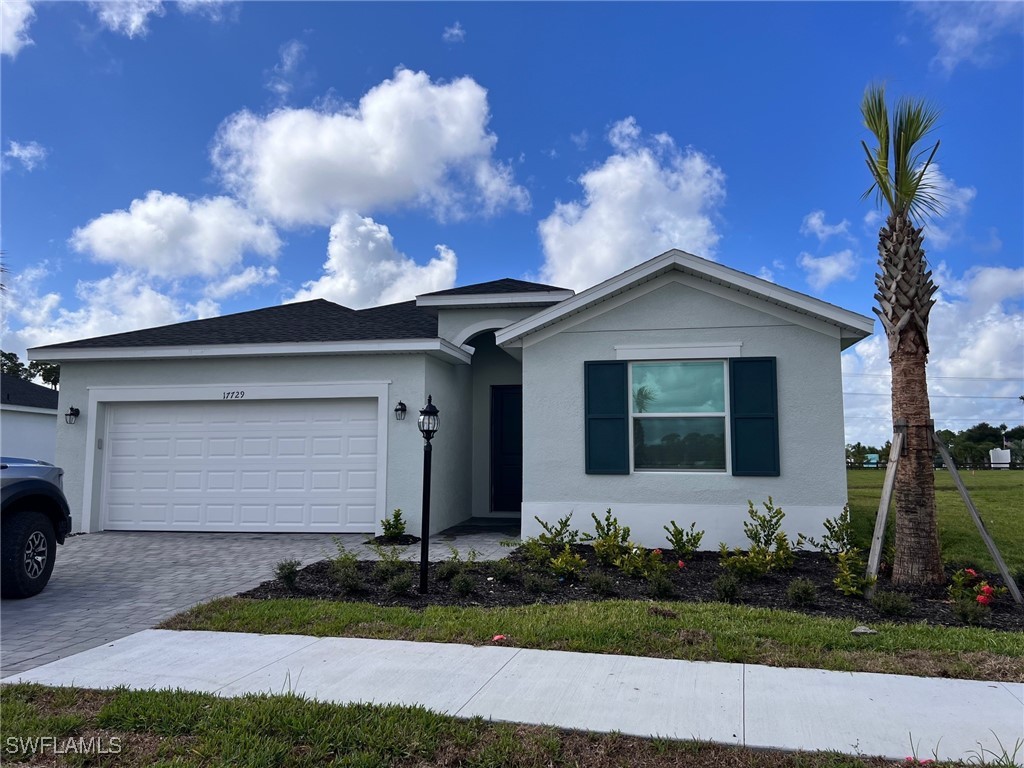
[[1, 510, 57, 599]]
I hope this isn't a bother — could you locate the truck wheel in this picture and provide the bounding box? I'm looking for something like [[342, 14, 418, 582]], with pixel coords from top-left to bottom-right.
[[1, 510, 56, 599]]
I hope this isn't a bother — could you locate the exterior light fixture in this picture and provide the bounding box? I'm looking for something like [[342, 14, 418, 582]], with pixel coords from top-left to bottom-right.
[[65, 407, 80, 425], [417, 395, 440, 593], [394, 401, 407, 421]]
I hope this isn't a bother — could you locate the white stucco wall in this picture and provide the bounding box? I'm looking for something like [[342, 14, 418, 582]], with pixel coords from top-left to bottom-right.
[[437, 307, 541, 348], [54, 354, 469, 534], [519, 274, 849, 549], [423, 356, 473, 533], [1, 406, 58, 463]]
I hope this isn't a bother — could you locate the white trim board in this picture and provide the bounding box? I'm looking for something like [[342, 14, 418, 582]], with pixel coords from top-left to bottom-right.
[[416, 290, 573, 308], [615, 342, 743, 360]]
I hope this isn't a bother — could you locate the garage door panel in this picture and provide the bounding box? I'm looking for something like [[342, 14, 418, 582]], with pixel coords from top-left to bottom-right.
[[102, 399, 380, 532]]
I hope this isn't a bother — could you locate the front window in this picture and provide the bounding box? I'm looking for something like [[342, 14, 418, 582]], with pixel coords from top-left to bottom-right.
[[630, 361, 727, 471]]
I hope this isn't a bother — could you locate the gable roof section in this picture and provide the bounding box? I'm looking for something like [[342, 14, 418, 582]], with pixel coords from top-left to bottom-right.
[[1, 374, 59, 410], [416, 277, 573, 309], [420, 278, 567, 296], [494, 250, 875, 350]]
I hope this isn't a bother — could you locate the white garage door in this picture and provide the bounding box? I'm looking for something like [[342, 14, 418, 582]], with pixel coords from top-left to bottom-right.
[[102, 399, 379, 532]]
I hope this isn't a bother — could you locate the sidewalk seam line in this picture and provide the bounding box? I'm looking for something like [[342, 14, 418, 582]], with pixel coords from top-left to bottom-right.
[[212, 634, 326, 694], [452, 647, 523, 718], [741, 663, 746, 747]]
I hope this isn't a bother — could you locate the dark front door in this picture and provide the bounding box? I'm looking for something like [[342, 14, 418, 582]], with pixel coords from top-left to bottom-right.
[[490, 385, 523, 513]]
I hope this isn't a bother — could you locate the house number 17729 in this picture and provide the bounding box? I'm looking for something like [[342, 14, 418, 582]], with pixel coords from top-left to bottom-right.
[[222, 391, 245, 399]]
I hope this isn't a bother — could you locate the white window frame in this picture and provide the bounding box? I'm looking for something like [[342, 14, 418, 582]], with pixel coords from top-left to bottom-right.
[[627, 360, 731, 474]]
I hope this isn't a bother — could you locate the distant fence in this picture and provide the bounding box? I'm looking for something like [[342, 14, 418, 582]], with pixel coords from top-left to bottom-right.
[[848, 463, 1022, 471]]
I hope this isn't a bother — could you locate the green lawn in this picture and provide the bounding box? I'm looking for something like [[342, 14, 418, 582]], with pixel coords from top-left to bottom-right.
[[846, 469, 1024, 573]]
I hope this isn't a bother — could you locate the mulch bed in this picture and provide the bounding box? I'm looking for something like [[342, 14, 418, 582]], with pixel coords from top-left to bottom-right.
[[242, 546, 1024, 632]]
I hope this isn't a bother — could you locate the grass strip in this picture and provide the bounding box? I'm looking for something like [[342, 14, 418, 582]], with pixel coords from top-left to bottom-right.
[[0, 683, 979, 767], [163, 597, 1024, 682]]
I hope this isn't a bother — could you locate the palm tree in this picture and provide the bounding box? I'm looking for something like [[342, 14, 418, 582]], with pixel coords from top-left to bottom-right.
[[860, 83, 945, 586]]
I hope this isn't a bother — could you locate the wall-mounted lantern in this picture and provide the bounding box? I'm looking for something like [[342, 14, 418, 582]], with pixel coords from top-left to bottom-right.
[[394, 401, 407, 421], [65, 407, 81, 425]]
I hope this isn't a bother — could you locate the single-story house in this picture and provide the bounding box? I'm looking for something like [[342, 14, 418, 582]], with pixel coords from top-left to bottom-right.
[[29, 250, 873, 547], [1, 373, 60, 463]]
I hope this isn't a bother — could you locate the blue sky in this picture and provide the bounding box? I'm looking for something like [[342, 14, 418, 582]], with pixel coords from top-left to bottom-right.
[[2, 1, 1022, 445]]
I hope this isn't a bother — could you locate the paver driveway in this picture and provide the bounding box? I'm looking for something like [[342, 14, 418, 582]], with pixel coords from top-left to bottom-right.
[[1, 528, 509, 676]]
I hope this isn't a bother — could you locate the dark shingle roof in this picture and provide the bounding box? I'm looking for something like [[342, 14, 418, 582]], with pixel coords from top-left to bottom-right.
[[419, 278, 568, 297], [1, 374, 59, 410], [35, 299, 438, 350]]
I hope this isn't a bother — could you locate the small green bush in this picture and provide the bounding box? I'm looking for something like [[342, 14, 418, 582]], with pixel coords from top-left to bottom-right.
[[834, 549, 874, 597], [535, 513, 580, 552], [719, 498, 795, 578], [517, 538, 556, 570], [870, 590, 912, 617], [713, 573, 741, 603], [524, 573, 556, 594], [797, 504, 857, 555], [953, 597, 990, 626], [381, 509, 407, 538], [664, 521, 704, 558], [549, 545, 587, 580], [436, 560, 462, 582], [490, 558, 518, 583], [646, 572, 675, 598], [614, 545, 668, 579], [331, 540, 363, 592], [582, 509, 630, 566], [274, 559, 301, 590], [371, 543, 406, 583], [585, 572, 616, 596], [385, 573, 412, 596], [450, 572, 474, 597], [786, 577, 816, 607]]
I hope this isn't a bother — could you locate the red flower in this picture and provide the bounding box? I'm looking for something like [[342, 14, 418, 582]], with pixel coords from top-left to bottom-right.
[[492, 634, 507, 642], [980, 585, 994, 596], [677, 560, 686, 569], [965, 568, 978, 577], [653, 549, 662, 556], [976, 594, 991, 605]]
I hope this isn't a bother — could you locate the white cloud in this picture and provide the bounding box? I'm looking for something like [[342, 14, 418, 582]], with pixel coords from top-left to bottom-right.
[[914, 2, 1024, 75], [537, 117, 726, 290], [798, 249, 858, 293], [921, 164, 976, 250], [3, 140, 47, 171], [842, 263, 1024, 446], [265, 39, 308, 103], [69, 191, 281, 278], [1, 0, 35, 58], [3, 267, 197, 354], [800, 210, 850, 242], [758, 267, 776, 283], [863, 210, 883, 231], [442, 21, 465, 43], [569, 130, 589, 151], [177, 0, 232, 21], [211, 68, 528, 226], [89, 0, 166, 38], [290, 211, 457, 308], [204, 265, 279, 300]]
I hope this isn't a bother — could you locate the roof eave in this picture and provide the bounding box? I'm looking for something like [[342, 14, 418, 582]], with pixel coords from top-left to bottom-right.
[[415, 290, 574, 309]]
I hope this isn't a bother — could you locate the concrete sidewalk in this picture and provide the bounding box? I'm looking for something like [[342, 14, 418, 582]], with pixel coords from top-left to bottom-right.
[[4, 629, 1022, 762]]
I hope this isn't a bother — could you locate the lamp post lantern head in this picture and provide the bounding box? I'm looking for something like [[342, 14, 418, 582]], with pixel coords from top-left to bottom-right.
[[417, 395, 439, 442]]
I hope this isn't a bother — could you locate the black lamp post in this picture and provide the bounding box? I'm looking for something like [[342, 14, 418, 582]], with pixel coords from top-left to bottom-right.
[[417, 395, 439, 593]]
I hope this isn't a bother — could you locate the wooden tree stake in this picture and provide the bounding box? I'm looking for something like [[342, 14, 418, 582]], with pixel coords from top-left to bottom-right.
[[865, 430, 904, 593]]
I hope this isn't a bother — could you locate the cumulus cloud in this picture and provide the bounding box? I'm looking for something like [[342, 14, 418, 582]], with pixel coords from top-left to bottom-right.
[[3, 266, 197, 354], [3, 140, 47, 171], [205, 265, 280, 300], [89, 0, 166, 38], [1, 0, 35, 58], [211, 68, 528, 226], [800, 210, 850, 242], [177, 0, 233, 21], [842, 263, 1024, 446], [537, 117, 726, 290], [290, 211, 457, 308], [265, 39, 309, 103], [914, 2, 1024, 75], [442, 21, 465, 43], [69, 191, 281, 278], [921, 164, 976, 250], [569, 130, 589, 150], [798, 249, 858, 293]]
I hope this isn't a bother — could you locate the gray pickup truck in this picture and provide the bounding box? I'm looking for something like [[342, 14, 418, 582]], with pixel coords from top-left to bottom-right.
[[1, 457, 73, 599]]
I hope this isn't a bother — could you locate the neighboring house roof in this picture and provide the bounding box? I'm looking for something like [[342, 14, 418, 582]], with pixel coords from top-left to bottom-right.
[[416, 277, 574, 309], [420, 278, 568, 296], [495, 249, 875, 349], [1, 374, 59, 410]]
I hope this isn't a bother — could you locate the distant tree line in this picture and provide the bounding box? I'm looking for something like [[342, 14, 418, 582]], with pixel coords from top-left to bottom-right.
[[1, 350, 60, 389], [848, 422, 1024, 469]]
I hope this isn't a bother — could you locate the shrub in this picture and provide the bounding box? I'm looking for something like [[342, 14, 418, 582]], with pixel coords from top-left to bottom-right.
[[370, 543, 407, 583], [797, 504, 857, 556], [586, 572, 616, 596], [786, 577, 816, 607], [450, 572, 474, 597], [524, 573, 556, 594], [833, 549, 874, 597], [719, 497, 794, 578], [953, 597, 990, 626], [535, 513, 579, 552], [664, 521, 704, 559], [870, 590, 912, 617], [948, 567, 1007, 608], [275, 559, 301, 590], [713, 573, 741, 603], [582, 509, 630, 566], [614, 545, 668, 579], [491, 558, 518, 583], [549, 545, 587, 580], [517, 538, 554, 570], [436, 560, 462, 582], [331, 541, 363, 592], [381, 508, 407, 538], [646, 572, 675, 598], [385, 573, 412, 596]]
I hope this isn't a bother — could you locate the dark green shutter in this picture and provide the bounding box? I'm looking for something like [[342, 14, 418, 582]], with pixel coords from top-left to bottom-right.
[[729, 357, 780, 476], [584, 361, 629, 474]]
